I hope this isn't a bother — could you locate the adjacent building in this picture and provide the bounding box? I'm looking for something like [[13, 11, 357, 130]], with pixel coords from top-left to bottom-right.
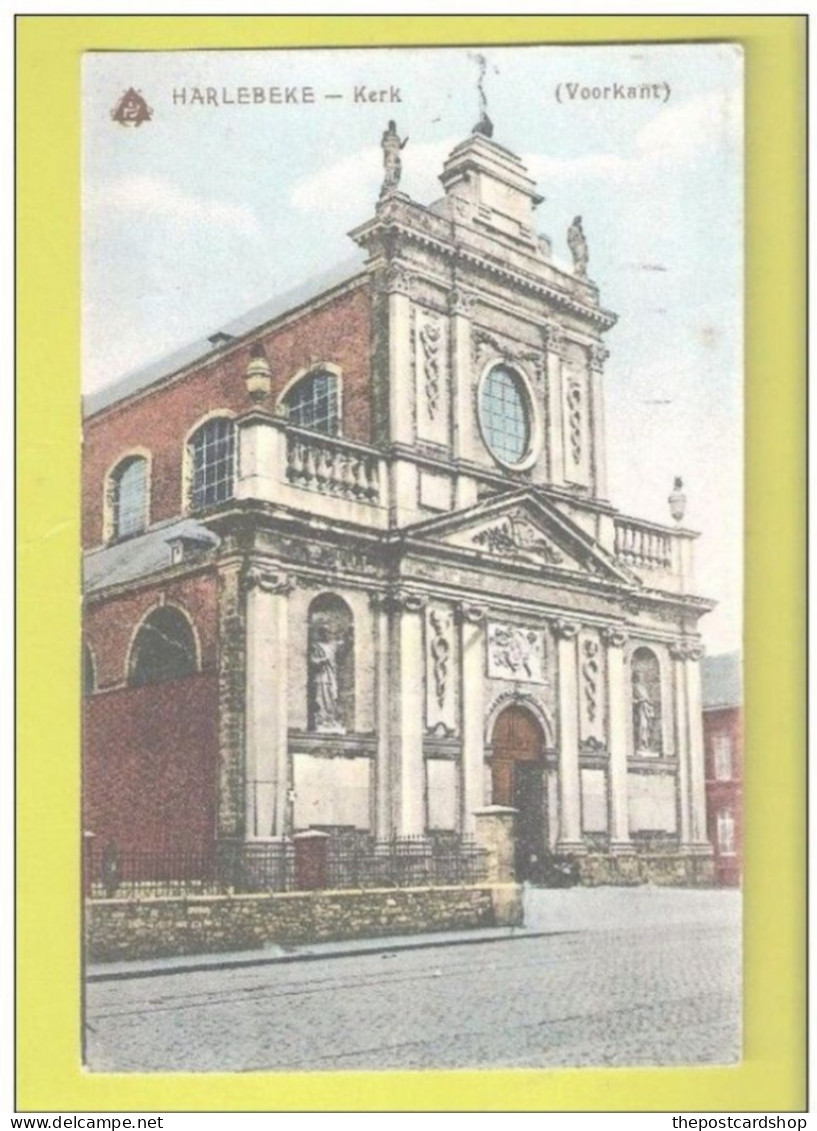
[[82, 123, 716, 881], [702, 652, 743, 886]]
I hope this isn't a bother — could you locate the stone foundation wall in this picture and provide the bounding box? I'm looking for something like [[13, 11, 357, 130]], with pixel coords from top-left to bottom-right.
[[86, 883, 523, 963], [576, 853, 715, 887]]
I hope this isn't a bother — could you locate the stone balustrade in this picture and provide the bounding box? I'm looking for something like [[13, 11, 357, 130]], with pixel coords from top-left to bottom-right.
[[286, 427, 381, 504], [614, 517, 674, 571]]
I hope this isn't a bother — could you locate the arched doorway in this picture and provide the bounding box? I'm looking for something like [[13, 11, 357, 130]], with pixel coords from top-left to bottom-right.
[[490, 705, 546, 880]]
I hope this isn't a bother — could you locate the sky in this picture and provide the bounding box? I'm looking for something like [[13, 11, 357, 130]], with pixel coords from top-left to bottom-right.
[[82, 42, 743, 653]]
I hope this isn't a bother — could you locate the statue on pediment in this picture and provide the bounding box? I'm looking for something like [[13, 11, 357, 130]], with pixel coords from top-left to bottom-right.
[[380, 120, 408, 197]]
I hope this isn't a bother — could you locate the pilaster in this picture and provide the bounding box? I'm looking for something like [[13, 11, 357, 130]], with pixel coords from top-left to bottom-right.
[[602, 626, 632, 852], [542, 322, 566, 487], [388, 589, 427, 835], [553, 618, 584, 852], [588, 343, 609, 500], [449, 287, 479, 465], [371, 592, 392, 840], [458, 602, 486, 834], [243, 565, 293, 838]]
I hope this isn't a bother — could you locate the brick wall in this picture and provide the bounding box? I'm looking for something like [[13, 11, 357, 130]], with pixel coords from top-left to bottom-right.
[[83, 281, 373, 548], [86, 884, 523, 962], [83, 672, 220, 855]]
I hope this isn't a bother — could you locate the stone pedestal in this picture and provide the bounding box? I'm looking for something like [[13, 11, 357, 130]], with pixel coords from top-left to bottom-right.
[[474, 805, 517, 883], [293, 830, 330, 892]]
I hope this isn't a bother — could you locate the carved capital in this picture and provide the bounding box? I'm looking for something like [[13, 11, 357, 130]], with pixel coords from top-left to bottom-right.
[[448, 287, 477, 317], [551, 618, 580, 640], [380, 262, 415, 296], [600, 626, 628, 649], [541, 321, 566, 358], [588, 342, 610, 373], [669, 640, 704, 662], [457, 602, 486, 625], [243, 565, 294, 595]]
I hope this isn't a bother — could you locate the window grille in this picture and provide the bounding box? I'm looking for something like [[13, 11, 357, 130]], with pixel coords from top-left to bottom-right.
[[480, 364, 530, 465], [284, 371, 339, 436], [111, 456, 148, 538], [189, 418, 235, 510]]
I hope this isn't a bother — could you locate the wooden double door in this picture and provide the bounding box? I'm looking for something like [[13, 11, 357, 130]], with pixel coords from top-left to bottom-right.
[[490, 706, 547, 881]]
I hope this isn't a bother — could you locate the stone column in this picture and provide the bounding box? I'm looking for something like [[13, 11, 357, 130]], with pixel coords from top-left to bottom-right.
[[459, 603, 486, 835], [670, 642, 693, 847], [389, 590, 427, 836], [542, 322, 566, 487], [387, 279, 413, 446], [216, 560, 246, 839], [553, 619, 585, 853], [588, 343, 609, 501], [474, 806, 517, 883], [371, 592, 392, 840], [243, 565, 293, 839], [602, 626, 632, 852]]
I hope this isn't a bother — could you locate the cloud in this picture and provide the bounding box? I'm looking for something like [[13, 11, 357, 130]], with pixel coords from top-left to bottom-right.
[[290, 138, 456, 214], [85, 175, 262, 239], [526, 87, 742, 187]]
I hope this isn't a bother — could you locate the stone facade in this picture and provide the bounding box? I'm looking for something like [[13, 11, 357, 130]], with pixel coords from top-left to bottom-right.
[[83, 127, 715, 878]]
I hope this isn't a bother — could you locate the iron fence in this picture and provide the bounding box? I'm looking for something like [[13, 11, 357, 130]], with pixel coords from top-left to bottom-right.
[[83, 833, 487, 899]]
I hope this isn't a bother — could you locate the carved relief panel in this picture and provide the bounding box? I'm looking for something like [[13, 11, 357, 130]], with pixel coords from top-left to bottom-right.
[[562, 340, 591, 487], [486, 621, 546, 684], [413, 306, 450, 447], [578, 629, 606, 751], [424, 603, 458, 735]]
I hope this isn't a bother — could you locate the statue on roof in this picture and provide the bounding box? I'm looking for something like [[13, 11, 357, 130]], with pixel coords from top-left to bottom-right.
[[469, 52, 494, 138], [380, 119, 408, 197], [567, 215, 589, 278]]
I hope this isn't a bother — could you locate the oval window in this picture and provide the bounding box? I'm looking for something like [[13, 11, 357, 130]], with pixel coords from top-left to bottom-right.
[[479, 364, 531, 467]]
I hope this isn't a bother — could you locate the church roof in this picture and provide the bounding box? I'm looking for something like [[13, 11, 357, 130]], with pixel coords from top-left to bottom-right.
[[83, 255, 366, 418], [83, 516, 220, 593]]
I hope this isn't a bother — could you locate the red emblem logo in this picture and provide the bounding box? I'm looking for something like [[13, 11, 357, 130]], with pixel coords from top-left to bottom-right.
[[110, 88, 153, 127]]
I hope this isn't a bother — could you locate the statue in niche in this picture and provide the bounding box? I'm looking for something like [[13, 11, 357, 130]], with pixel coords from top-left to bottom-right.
[[309, 624, 347, 732], [567, 215, 589, 279], [632, 670, 656, 751], [380, 120, 408, 197]]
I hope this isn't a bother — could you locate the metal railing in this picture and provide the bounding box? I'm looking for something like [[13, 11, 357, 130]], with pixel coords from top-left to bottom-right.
[[83, 833, 487, 899]]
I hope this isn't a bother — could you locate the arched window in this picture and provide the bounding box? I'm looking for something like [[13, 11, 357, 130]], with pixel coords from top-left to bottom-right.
[[82, 644, 96, 696], [307, 594, 354, 732], [128, 606, 198, 687], [109, 455, 148, 538], [478, 363, 533, 467], [283, 370, 339, 436], [188, 417, 235, 511], [716, 809, 735, 855], [631, 647, 662, 754]]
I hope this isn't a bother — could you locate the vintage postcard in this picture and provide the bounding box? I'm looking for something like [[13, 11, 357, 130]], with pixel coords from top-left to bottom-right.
[[78, 39, 744, 1076], [14, 13, 807, 1115]]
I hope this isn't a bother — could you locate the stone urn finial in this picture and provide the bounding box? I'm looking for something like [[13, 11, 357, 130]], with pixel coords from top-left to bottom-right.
[[245, 343, 272, 403], [668, 476, 687, 524]]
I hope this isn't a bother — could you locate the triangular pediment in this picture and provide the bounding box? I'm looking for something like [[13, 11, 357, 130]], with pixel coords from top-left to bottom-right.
[[403, 489, 635, 585]]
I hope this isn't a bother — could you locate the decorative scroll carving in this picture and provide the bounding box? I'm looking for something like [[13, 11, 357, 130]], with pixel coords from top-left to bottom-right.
[[567, 378, 583, 464], [457, 602, 486, 625], [487, 621, 546, 683], [541, 321, 566, 359], [581, 640, 600, 723], [579, 736, 606, 754], [471, 510, 564, 565], [471, 328, 544, 384], [419, 317, 443, 420], [380, 262, 415, 296], [242, 566, 294, 595], [428, 610, 450, 708], [370, 588, 427, 614], [425, 606, 456, 735]]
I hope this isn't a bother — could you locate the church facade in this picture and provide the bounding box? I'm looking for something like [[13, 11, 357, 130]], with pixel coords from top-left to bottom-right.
[[82, 126, 715, 879]]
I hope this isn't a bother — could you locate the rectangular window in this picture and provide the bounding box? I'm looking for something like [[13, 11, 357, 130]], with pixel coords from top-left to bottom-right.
[[717, 809, 735, 855], [712, 734, 732, 781]]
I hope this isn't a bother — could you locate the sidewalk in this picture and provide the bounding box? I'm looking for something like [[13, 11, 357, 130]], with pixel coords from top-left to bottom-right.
[[86, 920, 557, 982]]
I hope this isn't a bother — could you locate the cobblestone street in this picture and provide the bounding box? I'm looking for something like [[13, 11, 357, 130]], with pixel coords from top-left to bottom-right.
[[85, 887, 741, 1072]]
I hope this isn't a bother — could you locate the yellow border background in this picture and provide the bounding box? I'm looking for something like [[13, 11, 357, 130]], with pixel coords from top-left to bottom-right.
[[16, 14, 806, 1112]]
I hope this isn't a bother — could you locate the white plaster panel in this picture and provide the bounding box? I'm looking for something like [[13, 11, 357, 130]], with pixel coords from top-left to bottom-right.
[[426, 759, 458, 831], [626, 771, 677, 833], [292, 754, 371, 830], [419, 470, 454, 512], [581, 768, 608, 832], [562, 342, 591, 487]]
